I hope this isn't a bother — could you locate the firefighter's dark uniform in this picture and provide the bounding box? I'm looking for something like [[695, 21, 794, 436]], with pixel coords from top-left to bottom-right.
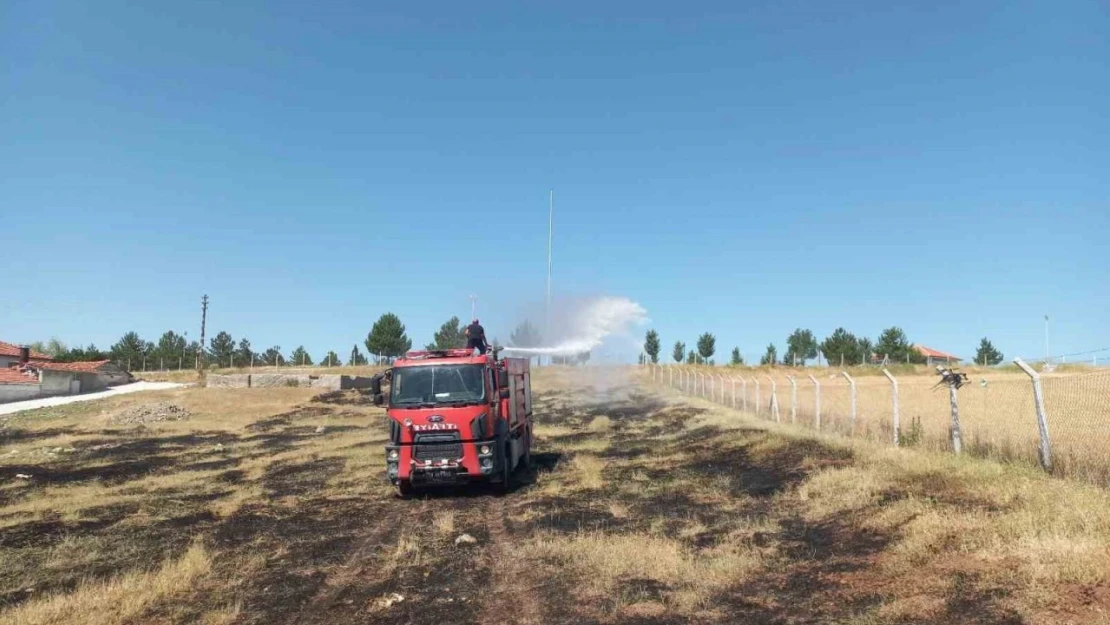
[[466, 322, 487, 353]]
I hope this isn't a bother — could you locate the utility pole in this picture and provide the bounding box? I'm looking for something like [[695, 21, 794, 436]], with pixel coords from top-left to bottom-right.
[[198, 295, 208, 373], [470, 294, 478, 321], [545, 189, 553, 366]]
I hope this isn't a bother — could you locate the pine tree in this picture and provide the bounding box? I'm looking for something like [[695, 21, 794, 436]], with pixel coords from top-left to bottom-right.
[[696, 333, 716, 360], [156, 331, 187, 369], [348, 344, 368, 366], [730, 347, 743, 366], [110, 332, 145, 369], [236, 338, 255, 367], [644, 330, 661, 364], [974, 338, 1004, 366], [365, 313, 412, 361], [209, 331, 235, 367], [426, 316, 467, 350], [262, 346, 284, 367], [875, 327, 921, 363], [672, 341, 686, 363], [760, 343, 778, 366], [820, 328, 863, 366], [288, 346, 313, 366], [785, 328, 818, 365]]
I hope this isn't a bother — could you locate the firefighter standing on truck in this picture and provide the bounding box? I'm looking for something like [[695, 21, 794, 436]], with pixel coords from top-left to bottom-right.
[[465, 318, 487, 354]]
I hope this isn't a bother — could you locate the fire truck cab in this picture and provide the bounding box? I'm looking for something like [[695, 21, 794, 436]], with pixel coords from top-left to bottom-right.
[[382, 348, 534, 496]]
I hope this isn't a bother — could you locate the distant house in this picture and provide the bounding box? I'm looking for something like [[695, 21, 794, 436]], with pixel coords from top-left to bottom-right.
[[914, 345, 962, 365], [0, 340, 132, 404], [870, 345, 962, 365], [0, 341, 52, 368]]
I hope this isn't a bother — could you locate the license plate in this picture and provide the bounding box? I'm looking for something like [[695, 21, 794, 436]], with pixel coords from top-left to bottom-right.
[[427, 470, 456, 483]]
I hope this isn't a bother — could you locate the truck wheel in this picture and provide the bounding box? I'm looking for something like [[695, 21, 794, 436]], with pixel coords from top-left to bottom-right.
[[522, 433, 533, 470], [396, 480, 414, 498], [497, 443, 512, 492]]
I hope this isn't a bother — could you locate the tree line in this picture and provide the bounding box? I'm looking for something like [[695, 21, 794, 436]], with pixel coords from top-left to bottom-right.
[[642, 327, 1005, 367], [29, 312, 591, 371]]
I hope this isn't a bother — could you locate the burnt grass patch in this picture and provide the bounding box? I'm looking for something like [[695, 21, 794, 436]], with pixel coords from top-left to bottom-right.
[[0, 486, 225, 610], [311, 390, 370, 406], [262, 456, 347, 497], [212, 497, 382, 624], [718, 509, 898, 625], [681, 436, 854, 498], [509, 495, 632, 534]]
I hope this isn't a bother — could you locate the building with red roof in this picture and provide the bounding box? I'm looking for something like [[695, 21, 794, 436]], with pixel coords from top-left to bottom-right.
[[0, 341, 53, 368], [914, 345, 962, 364], [0, 341, 132, 404]]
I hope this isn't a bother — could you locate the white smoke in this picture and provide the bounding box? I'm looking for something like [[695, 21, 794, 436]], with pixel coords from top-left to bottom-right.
[[501, 296, 648, 357]]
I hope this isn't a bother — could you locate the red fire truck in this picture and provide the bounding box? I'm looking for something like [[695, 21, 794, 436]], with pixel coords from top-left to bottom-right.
[[380, 348, 534, 496]]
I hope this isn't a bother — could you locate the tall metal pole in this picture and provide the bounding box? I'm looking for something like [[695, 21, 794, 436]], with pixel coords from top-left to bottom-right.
[[545, 190, 553, 366], [470, 294, 478, 321]]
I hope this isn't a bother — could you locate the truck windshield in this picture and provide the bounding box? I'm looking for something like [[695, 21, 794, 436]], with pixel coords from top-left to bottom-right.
[[390, 364, 487, 407]]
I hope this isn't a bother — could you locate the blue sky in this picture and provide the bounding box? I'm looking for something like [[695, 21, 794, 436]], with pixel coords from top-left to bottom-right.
[[2, 0, 1107, 364]]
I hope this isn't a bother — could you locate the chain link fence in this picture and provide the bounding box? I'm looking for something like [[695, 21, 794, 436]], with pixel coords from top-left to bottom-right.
[[647, 362, 1110, 487]]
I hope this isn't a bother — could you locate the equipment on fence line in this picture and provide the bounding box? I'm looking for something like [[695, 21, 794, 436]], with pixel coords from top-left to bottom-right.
[[933, 365, 969, 391], [934, 365, 966, 453]]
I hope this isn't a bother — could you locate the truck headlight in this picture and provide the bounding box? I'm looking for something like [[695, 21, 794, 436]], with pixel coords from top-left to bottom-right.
[[388, 449, 399, 461], [479, 445, 491, 455], [481, 458, 493, 468]]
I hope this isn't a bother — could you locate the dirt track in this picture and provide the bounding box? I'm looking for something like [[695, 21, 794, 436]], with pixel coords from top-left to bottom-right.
[[3, 371, 1109, 624]]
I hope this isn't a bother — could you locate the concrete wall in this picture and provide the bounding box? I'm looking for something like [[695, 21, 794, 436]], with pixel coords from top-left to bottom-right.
[[206, 373, 376, 390], [40, 370, 75, 397], [79, 370, 130, 392], [0, 383, 42, 403]]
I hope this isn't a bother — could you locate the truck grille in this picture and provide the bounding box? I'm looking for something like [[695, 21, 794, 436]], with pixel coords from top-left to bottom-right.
[[413, 432, 463, 462]]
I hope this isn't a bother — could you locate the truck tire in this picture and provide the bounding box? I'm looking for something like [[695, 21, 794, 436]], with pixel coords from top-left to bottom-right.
[[522, 429, 533, 470], [497, 442, 512, 492], [396, 480, 414, 498]]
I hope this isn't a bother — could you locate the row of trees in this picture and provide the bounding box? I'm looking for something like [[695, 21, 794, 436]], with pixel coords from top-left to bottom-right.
[[643, 327, 1006, 368], [31, 312, 579, 371]]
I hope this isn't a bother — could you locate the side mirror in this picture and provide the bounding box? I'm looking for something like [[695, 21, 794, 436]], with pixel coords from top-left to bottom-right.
[[497, 370, 509, 388], [373, 393, 385, 406], [370, 375, 382, 396], [499, 388, 510, 400]]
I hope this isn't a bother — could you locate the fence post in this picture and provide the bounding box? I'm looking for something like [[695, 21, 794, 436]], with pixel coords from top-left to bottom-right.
[[652, 363, 657, 383], [669, 366, 673, 387], [752, 377, 762, 416], [789, 376, 797, 423], [1014, 357, 1054, 471], [709, 374, 715, 400], [731, 378, 737, 408], [841, 371, 857, 434], [882, 368, 899, 445], [948, 384, 963, 454], [718, 375, 726, 403], [808, 374, 821, 430], [741, 377, 748, 411], [765, 375, 779, 422]]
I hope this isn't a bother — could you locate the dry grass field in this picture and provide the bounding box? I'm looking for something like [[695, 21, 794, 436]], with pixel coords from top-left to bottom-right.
[[2, 368, 1109, 624], [668, 365, 1110, 485]]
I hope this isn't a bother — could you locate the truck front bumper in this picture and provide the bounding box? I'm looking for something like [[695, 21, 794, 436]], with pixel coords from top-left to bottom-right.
[[385, 439, 497, 485]]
